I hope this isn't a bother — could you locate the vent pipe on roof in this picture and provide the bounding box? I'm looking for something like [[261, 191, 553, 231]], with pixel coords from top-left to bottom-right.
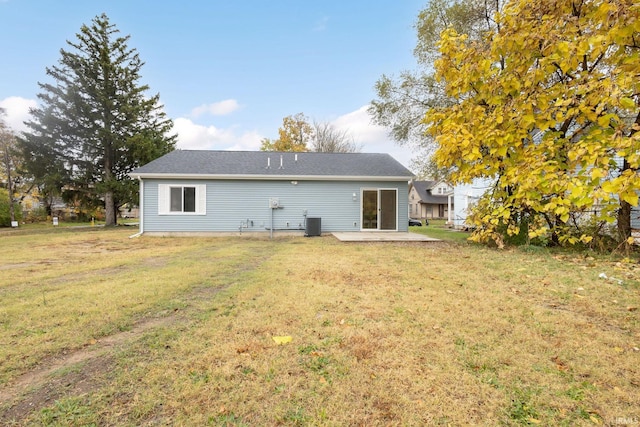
[[279, 155, 284, 169], [295, 154, 298, 162], [266, 157, 271, 169]]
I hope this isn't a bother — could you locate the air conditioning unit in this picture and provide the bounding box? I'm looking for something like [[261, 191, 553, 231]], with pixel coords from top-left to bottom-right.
[[305, 217, 321, 237], [269, 198, 280, 209]]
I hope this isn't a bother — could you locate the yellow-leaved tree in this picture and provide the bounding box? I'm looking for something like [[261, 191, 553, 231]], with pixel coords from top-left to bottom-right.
[[260, 113, 314, 152], [426, 0, 640, 246]]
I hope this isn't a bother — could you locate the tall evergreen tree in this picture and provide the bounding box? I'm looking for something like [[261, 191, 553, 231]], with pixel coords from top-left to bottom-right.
[[20, 13, 176, 225]]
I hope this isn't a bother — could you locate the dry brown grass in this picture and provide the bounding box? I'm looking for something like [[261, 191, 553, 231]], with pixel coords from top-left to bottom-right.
[[1, 229, 639, 425]]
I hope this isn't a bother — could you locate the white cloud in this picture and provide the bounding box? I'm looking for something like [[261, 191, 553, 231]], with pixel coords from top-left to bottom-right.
[[330, 105, 416, 170], [172, 117, 262, 151], [0, 96, 37, 133], [190, 99, 241, 117], [0, 95, 415, 172]]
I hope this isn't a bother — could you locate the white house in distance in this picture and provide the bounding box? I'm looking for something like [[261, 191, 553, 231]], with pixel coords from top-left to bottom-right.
[[409, 178, 493, 228], [408, 180, 452, 220], [449, 178, 640, 236], [449, 178, 494, 229], [129, 150, 414, 236]]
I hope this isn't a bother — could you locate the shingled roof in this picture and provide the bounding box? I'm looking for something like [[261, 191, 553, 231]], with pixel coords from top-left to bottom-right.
[[130, 150, 414, 181], [411, 180, 450, 204]]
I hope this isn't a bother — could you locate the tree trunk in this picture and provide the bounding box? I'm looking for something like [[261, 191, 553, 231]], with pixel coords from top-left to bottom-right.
[[103, 155, 117, 226], [113, 201, 120, 224], [3, 143, 15, 223], [103, 140, 117, 226], [102, 103, 118, 226], [45, 199, 52, 217], [104, 189, 116, 226], [617, 159, 632, 241], [542, 212, 561, 246], [618, 199, 632, 241]]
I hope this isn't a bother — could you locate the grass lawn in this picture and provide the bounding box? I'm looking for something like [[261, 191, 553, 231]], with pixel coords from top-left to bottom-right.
[[409, 219, 472, 243], [1, 228, 639, 425]]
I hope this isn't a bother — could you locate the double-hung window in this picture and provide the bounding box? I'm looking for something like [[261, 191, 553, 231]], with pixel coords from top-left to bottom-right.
[[158, 184, 206, 215]]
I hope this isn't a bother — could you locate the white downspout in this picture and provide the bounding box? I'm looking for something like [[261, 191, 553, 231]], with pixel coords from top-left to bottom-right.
[[129, 176, 144, 238], [447, 193, 452, 225]]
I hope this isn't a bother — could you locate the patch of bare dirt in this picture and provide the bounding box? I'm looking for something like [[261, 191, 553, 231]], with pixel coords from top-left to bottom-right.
[[47, 265, 132, 286], [0, 315, 176, 423], [0, 262, 37, 271], [142, 256, 168, 267], [1, 355, 117, 423]]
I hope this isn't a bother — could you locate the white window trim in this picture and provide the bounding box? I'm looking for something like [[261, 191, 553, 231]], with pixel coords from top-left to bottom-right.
[[158, 184, 206, 215]]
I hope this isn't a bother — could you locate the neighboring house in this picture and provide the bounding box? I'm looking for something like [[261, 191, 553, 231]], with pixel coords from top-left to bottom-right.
[[450, 178, 640, 235], [129, 150, 414, 236], [450, 177, 494, 229], [632, 210, 640, 242], [633, 210, 640, 230], [26, 195, 73, 219], [408, 180, 452, 220], [119, 205, 139, 219]]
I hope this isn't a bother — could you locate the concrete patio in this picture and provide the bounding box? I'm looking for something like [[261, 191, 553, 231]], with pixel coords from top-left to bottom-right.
[[332, 232, 441, 242]]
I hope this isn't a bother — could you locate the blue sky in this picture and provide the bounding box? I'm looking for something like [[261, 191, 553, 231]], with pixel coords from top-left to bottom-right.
[[0, 0, 425, 169]]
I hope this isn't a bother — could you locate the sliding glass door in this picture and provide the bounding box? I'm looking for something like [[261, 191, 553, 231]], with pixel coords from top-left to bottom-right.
[[361, 189, 397, 231]]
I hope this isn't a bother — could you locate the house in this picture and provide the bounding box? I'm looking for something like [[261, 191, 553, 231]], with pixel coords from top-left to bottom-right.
[[632, 211, 640, 242], [408, 180, 452, 220], [450, 177, 640, 236], [129, 150, 414, 236], [449, 178, 494, 229]]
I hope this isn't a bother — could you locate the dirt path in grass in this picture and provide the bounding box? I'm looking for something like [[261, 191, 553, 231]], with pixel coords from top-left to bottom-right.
[[0, 255, 269, 424], [0, 238, 281, 424], [0, 313, 180, 423]]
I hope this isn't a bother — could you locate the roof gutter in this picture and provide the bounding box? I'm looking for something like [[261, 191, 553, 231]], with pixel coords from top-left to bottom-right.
[[128, 173, 413, 182]]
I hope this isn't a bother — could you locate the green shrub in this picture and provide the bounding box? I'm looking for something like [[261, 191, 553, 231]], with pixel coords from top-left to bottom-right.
[[23, 206, 48, 223], [0, 188, 22, 227]]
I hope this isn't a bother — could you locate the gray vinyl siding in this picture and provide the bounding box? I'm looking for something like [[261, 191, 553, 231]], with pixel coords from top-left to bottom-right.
[[632, 207, 640, 230], [142, 179, 409, 233]]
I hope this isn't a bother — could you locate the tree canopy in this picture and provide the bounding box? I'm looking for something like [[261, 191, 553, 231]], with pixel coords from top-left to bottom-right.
[[261, 113, 314, 152], [20, 13, 176, 225], [369, 0, 500, 177], [425, 0, 640, 246], [311, 121, 361, 153], [0, 113, 20, 225], [261, 113, 361, 153]]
